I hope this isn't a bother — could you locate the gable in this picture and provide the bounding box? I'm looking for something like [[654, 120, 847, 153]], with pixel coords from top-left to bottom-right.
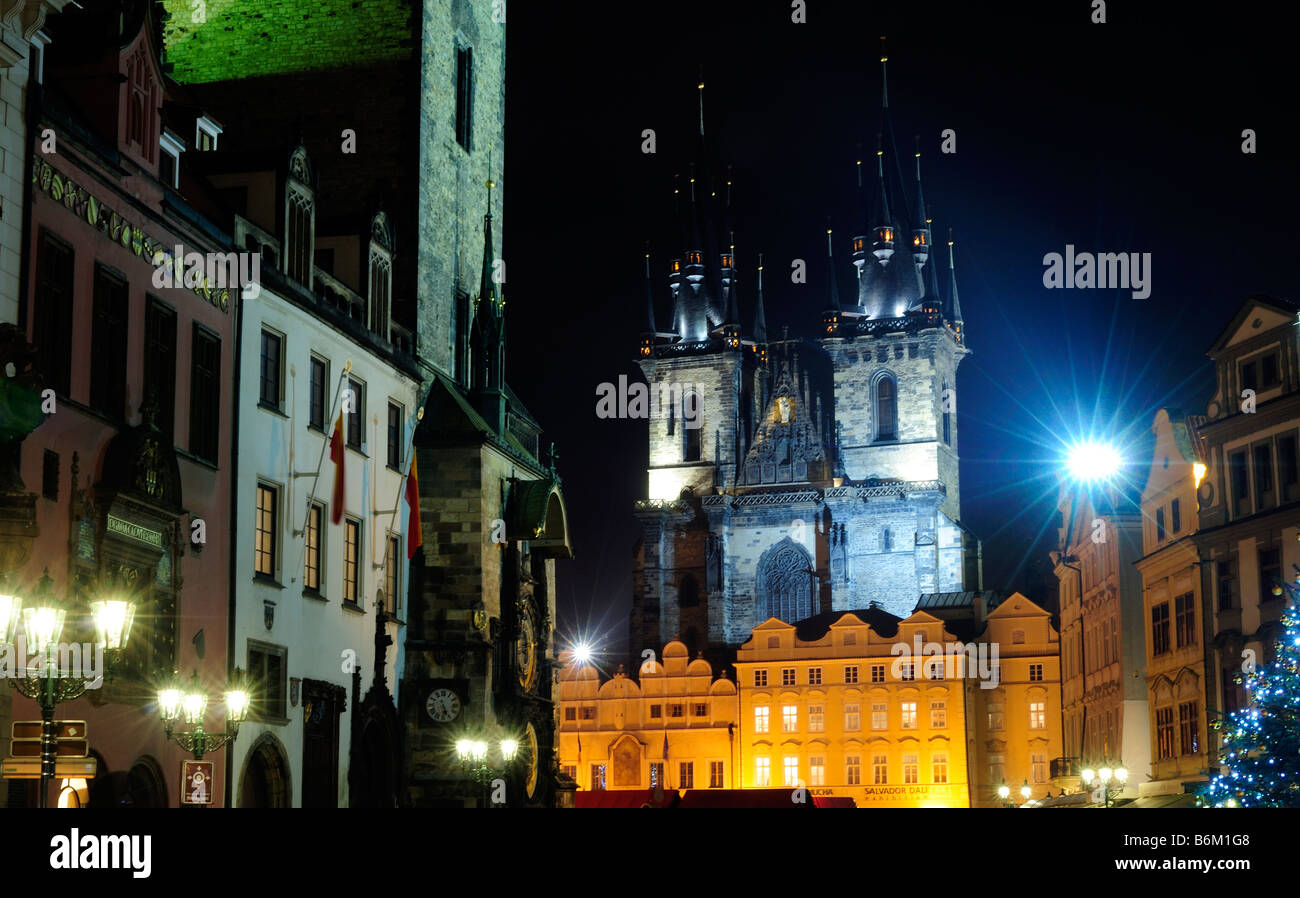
[[741, 377, 827, 486], [1208, 295, 1297, 355]]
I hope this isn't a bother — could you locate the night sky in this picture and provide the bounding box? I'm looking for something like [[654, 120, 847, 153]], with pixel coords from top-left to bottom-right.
[[503, 0, 1299, 660]]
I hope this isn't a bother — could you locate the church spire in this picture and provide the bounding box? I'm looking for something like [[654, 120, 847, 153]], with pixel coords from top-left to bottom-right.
[[947, 228, 964, 344], [640, 246, 658, 358], [471, 166, 506, 434], [911, 137, 931, 271], [870, 140, 895, 264], [753, 253, 768, 344]]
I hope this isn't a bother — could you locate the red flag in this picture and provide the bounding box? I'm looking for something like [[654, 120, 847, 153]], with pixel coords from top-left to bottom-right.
[[405, 451, 423, 559], [330, 411, 345, 524]]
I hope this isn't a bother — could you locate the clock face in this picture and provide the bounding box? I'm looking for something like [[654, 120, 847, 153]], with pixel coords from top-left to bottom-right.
[[523, 722, 539, 799], [516, 602, 538, 691], [425, 687, 461, 723]]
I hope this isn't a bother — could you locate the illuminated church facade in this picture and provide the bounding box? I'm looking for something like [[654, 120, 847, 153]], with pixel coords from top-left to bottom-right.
[[631, 58, 982, 670]]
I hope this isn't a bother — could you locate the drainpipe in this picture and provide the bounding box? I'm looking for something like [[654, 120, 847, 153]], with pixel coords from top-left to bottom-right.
[[224, 276, 244, 807]]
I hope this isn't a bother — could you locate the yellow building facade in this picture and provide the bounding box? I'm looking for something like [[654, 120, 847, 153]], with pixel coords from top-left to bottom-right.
[[556, 641, 738, 791], [1136, 409, 1210, 795]]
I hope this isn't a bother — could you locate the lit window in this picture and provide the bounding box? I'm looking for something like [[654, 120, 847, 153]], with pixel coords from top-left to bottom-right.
[[754, 706, 769, 734], [871, 754, 887, 785], [304, 503, 323, 592], [846, 756, 862, 786], [255, 484, 278, 578], [590, 765, 606, 791], [808, 705, 824, 732], [1029, 701, 1046, 729], [930, 700, 946, 728], [844, 703, 860, 731], [782, 705, 798, 733], [755, 757, 770, 787], [932, 752, 948, 784], [344, 518, 361, 604], [783, 756, 799, 787], [900, 701, 917, 729], [679, 762, 694, 789], [809, 757, 825, 787], [871, 702, 887, 729], [709, 761, 724, 788], [903, 753, 919, 785]]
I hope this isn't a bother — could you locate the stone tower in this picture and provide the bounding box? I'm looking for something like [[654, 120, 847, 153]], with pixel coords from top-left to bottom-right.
[[631, 61, 979, 673]]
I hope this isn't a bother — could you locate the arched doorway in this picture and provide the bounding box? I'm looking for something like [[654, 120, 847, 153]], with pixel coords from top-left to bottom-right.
[[86, 755, 167, 807], [239, 735, 290, 808]]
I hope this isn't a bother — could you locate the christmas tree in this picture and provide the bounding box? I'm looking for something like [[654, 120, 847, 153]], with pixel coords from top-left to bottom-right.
[[1201, 592, 1300, 808]]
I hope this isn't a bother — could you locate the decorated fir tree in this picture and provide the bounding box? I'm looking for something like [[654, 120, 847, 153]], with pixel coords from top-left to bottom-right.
[[1201, 596, 1300, 808]]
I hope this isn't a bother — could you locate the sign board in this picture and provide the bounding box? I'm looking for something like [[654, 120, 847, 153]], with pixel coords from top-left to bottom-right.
[[1, 757, 97, 780], [181, 760, 214, 805], [9, 721, 89, 758], [105, 514, 163, 548]]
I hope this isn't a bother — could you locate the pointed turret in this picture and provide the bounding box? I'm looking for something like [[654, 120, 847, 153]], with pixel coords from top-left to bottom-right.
[[870, 142, 895, 265], [753, 253, 768, 344], [947, 228, 965, 344], [471, 170, 506, 434], [823, 227, 842, 336], [852, 153, 869, 276], [640, 248, 657, 358], [911, 139, 931, 270]]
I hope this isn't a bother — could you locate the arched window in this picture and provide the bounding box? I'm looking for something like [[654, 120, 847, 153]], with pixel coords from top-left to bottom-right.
[[876, 375, 897, 440], [758, 538, 814, 623], [285, 147, 315, 290], [683, 392, 701, 461]]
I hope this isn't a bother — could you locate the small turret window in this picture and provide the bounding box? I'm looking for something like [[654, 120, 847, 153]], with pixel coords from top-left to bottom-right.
[[875, 375, 897, 441]]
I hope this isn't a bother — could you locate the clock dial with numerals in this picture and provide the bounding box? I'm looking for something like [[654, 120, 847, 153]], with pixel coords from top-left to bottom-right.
[[424, 687, 461, 723], [523, 722, 539, 799]]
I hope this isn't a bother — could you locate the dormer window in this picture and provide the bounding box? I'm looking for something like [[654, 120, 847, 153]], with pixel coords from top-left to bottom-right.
[[285, 146, 315, 289], [195, 115, 222, 152], [368, 212, 394, 341], [159, 130, 184, 189]]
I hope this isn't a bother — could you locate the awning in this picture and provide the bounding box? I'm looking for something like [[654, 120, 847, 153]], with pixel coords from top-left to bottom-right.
[[1117, 793, 1200, 809]]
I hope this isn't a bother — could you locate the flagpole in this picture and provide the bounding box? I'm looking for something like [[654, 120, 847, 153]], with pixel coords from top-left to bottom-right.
[[299, 360, 352, 538]]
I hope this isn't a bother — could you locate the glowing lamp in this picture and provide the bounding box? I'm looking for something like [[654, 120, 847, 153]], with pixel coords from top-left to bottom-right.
[[1065, 441, 1123, 483]]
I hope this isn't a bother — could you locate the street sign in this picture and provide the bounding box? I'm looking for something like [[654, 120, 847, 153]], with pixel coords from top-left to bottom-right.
[[8, 720, 88, 758], [181, 760, 214, 805], [1, 757, 97, 780]]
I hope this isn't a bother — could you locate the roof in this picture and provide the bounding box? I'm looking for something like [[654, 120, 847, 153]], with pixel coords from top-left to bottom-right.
[[916, 590, 999, 610], [793, 606, 901, 641], [1206, 294, 1298, 355]]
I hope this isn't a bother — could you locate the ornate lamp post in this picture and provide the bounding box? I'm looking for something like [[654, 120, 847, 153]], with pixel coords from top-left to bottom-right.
[[2, 569, 136, 808], [996, 782, 1013, 808], [456, 737, 519, 807], [157, 669, 251, 761], [1081, 763, 1128, 807]]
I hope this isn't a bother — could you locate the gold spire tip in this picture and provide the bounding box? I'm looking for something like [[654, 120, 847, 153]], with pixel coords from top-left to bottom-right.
[[485, 178, 495, 190], [697, 81, 704, 90]]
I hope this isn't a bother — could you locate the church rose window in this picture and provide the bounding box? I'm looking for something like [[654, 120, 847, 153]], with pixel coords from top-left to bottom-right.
[[760, 542, 814, 623]]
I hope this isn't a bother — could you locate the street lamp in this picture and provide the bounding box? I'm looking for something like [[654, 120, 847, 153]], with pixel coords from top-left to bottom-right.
[[456, 737, 520, 807], [3, 570, 136, 808], [1081, 763, 1128, 807], [157, 669, 252, 760], [997, 782, 1012, 808], [1020, 779, 1032, 802]]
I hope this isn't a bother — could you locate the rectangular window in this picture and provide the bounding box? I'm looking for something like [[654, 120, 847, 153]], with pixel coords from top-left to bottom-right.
[[870, 664, 886, 683], [679, 761, 694, 789], [649, 704, 661, 720], [871, 702, 887, 730], [1152, 602, 1170, 655], [1218, 558, 1238, 611], [1262, 352, 1281, 388], [648, 762, 662, 788], [809, 757, 825, 787], [808, 705, 824, 732], [1174, 592, 1195, 648], [900, 663, 915, 682], [808, 667, 822, 685], [387, 402, 402, 469], [189, 326, 221, 463], [1029, 753, 1050, 784], [579, 706, 595, 720], [90, 266, 129, 419], [254, 484, 277, 578], [344, 518, 361, 604], [1261, 547, 1282, 602], [259, 329, 282, 409], [143, 298, 177, 440], [869, 753, 886, 785], [1254, 442, 1275, 510], [846, 756, 861, 786], [41, 450, 58, 501], [754, 706, 769, 734], [1178, 701, 1200, 755], [1170, 498, 1181, 534], [247, 641, 287, 721], [1029, 701, 1046, 729], [709, 761, 723, 788], [782, 756, 798, 787], [1229, 450, 1249, 517], [782, 705, 798, 733], [1155, 507, 1165, 541], [932, 752, 949, 784], [844, 665, 859, 684], [844, 703, 860, 731], [903, 753, 919, 785], [930, 700, 946, 729], [346, 378, 364, 449], [561, 765, 577, 782], [753, 669, 767, 687], [1029, 663, 1044, 682], [309, 356, 327, 430], [1156, 706, 1175, 760], [590, 765, 606, 791], [1280, 434, 1300, 503], [385, 535, 400, 616], [34, 230, 74, 397], [692, 702, 707, 717], [664, 703, 681, 718], [928, 660, 944, 680], [755, 758, 770, 787], [901, 701, 917, 729], [455, 45, 473, 151], [564, 707, 575, 721], [304, 503, 323, 593], [1241, 359, 1258, 392], [782, 667, 796, 686], [987, 703, 1004, 731]]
